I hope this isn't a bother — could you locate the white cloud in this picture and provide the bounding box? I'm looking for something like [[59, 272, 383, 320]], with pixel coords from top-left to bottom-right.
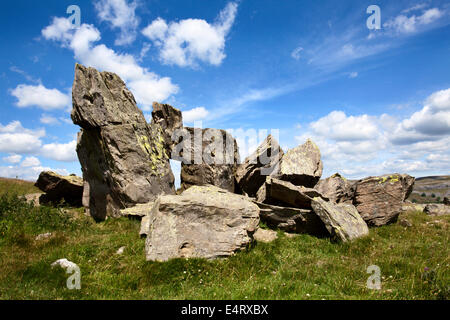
[[0, 121, 45, 154], [391, 88, 450, 143], [21, 156, 41, 167], [182, 107, 210, 123], [95, 0, 139, 46], [2, 154, 22, 164], [10, 84, 70, 110], [0, 165, 69, 181], [142, 2, 238, 67], [384, 8, 444, 34], [40, 114, 60, 125], [349, 72, 358, 78], [41, 140, 78, 162], [42, 17, 178, 109], [293, 88, 450, 179], [291, 46, 303, 60]]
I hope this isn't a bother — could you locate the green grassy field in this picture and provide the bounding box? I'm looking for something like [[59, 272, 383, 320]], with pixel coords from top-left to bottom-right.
[[0, 177, 41, 196], [0, 180, 448, 300]]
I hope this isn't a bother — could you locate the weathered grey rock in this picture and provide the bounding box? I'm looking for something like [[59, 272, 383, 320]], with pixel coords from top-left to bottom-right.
[[254, 201, 328, 235], [311, 197, 369, 242], [401, 203, 426, 213], [398, 218, 412, 227], [140, 185, 259, 261], [253, 228, 278, 243], [277, 139, 323, 187], [151, 102, 183, 152], [256, 177, 327, 209], [315, 173, 355, 204], [235, 135, 284, 196], [35, 232, 52, 241], [72, 64, 175, 220], [120, 202, 154, 217], [173, 127, 240, 192], [424, 204, 450, 216], [35, 171, 83, 206], [353, 174, 415, 226]]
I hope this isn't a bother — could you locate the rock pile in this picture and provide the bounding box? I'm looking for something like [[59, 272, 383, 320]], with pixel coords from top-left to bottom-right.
[[35, 64, 422, 261]]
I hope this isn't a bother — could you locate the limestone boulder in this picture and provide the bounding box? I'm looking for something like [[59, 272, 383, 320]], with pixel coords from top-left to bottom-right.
[[139, 185, 260, 261], [254, 202, 328, 236], [424, 204, 450, 216], [235, 134, 284, 197], [277, 139, 323, 187], [72, 64, 175, 220], [315, 173, 355, 204], [353, 174, 415, 226], [311, 197, 369, 242], [34, 171, 83, 206], [173, 127, 240, 192]]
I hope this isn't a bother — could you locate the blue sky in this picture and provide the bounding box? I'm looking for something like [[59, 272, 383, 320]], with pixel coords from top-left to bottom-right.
[[0, 0, 449, 183]]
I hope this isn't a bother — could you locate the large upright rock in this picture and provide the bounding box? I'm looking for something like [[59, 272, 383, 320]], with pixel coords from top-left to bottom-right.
[[235, 134, 284, 197], [35, 171, 83, 206], [311, 197, 369, 242], [72, 64, 175, 220], [139, 185, 260, 261], [173, 127, 240, 192], [277, 139, 323, 187], [315, 173, 355, 204], [353, 174, 415, 226]]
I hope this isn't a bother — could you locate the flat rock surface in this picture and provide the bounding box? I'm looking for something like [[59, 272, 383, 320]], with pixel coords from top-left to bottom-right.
[[141, 185, 260, 261], [311, 197, 369, 242]]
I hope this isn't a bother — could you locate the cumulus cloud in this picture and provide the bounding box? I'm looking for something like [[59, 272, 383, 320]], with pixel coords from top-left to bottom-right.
[[182, 107, 210, 123], [41, 140, 78, 162], [293, 88, 450, 178], [391, 88, 450, 144], [0, 121, 45, 154], [142, 2, 238, 67], [10, 84, 70, 110], [2, 154, 22, 164], [95, 0, 139, 46], [42, 17, 178, 110], [40, 114, 60, 125], [20, 156, 41, 167]]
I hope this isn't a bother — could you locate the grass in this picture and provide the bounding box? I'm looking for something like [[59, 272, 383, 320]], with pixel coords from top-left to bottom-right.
[[0, 177, 41, 196], [0, 191, 448, 300]]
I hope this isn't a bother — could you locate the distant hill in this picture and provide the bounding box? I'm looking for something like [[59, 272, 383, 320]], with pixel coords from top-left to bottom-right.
[[408, 175, 450, 204]]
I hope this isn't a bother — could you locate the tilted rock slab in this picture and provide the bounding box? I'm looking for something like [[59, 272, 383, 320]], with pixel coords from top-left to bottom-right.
[[256, 177, 328, 209], [277, 139, 323, 188], [140, 185, 260, 261], [151, 102, 183, 152], [311, 197, 369, 242], [254, 202, 328, 236], [72, 64, 175, 220], [315, 173, 355, 204], [353, 174, 415, 226], [35, 171, 83, 207], [173, 127, 240, 192], [235, 134, 284, 197]]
